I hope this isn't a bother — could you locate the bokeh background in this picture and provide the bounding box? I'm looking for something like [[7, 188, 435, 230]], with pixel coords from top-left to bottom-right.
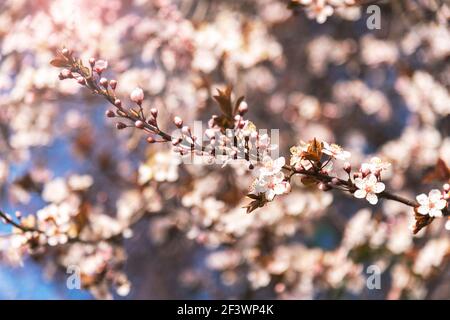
[[0, 0, 449, 299]]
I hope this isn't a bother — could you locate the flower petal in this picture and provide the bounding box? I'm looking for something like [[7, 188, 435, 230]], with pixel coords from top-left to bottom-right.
[[366, 193, 378, 205], [354, 189, 366, 199], [416, 194, 429, 205]]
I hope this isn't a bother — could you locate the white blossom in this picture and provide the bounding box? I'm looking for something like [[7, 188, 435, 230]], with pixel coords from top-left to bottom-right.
[[353, 174, 385, 205]]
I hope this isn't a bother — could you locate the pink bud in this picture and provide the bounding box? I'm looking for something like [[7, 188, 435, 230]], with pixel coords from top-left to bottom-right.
[[150, 108, 158, 118], [109, 80, 117, 90], [89, 58, 96, 66], [173, 116, 183, 128], [100, 77, 108, 87], [146, 136, 155, 144], [61, 69, 72, 78], [105, 110, 115, 118], [116, 122, 127, 130], [238, 101, 248, 115], [114, 99, 122, 107], [76, 77, 85, 85], [93, 60, 108, 74], [61, 48, 70, 56], [444, 183, 450, 192], [344, 162, 351, 173], [135, 120, 145, 129], [130, 87, 144, 104]]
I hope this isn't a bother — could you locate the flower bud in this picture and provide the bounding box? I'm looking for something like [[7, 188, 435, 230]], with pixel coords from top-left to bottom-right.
[[238, 101, 248, 115], [76, 77, 85, 85], [61, 48, 70, 57], [114, 99, 122, 107], [344, 162, 351, 173], [135, 120, 145, 129], [444, 183, 450, 192], [93, 60, 108, 74], [172, 137, 181, 146], [173, 116, 183, 128], [100, 77, 108, 87], [150, 108, 158, 118], [146, 136, 155, 144], [61, 69, 72, 78], [105, 110, 115, 118], [116, 122, 127, 130], [147, 117, 157, 127], [109, 80, 117, 90], [89, 58, 96, 67], [130, 87, 144, 104]]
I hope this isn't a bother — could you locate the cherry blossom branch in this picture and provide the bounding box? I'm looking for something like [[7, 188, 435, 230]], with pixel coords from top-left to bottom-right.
[[51, 49, 449, 235]]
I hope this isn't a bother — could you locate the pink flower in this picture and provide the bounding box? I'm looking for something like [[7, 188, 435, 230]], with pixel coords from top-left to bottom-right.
[[130, 87, 144, 104], [353, 174, 385, 205], [416, 189, 447, 217], [93, 60, 108, 73]]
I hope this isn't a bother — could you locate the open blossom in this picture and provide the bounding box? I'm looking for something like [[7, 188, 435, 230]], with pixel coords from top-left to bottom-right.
[[361, 157, 391, 175], [353, 174, 385, 205], [130, 87, 144, 104], [257, 156, 285, 177], [322, 142, 351, 160], [416, 189, 447, 218], [253, 172, 291, 201]]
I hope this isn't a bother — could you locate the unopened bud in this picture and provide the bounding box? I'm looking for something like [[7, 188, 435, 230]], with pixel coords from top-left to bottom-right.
[[89, 57, 96, 67], [173, 116, 183, 128], [109, 80, 117, 90], [130, 87, 144, 104], [100, 77, 108, 87], [76, 77, 85, 85], [147, 117, 157, 127], [150, 108, 158, 118], [61, 48, 70, 57], [61, 69, 72, 78], [135, 120, 145, 129], [116, 122, 127, 130], [444, 183, 450, 192], [105, 110, 115, 118], [146, 136, 155, 144], [238, 101, 248, 115], [114, 99, 122, 107], [344, 162, 351, 173]]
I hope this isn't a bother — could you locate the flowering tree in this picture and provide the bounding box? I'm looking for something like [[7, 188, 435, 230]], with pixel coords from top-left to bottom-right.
[[0, 0, 449, 299]]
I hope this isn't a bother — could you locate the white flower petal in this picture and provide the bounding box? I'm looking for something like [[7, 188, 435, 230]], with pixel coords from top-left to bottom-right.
[[417, 205, 430, 215], [354, 178, 365, 189], [374, 182, 385, 193], [416, 194, 429, 206], [354, 189, 366, 199], [366, 193, 378, 205], [429, 208, 443, 218]]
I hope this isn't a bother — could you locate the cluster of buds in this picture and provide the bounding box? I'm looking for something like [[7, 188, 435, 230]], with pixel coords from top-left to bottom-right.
[[170, 87, 276, 168], [52, 49, 173, 145]]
